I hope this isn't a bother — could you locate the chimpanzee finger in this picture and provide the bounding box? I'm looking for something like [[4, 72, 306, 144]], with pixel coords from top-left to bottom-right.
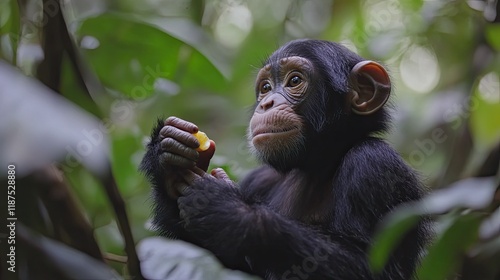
[[177, 169, 202, 187], [160, 138, 199, 162], [159, 152, 196, 169], [160, 126, 199, 148], [164, 116, 198, 134], [190, 166, 208, 177], [173, 180, 188, 197], [210, 168, 233, 184]]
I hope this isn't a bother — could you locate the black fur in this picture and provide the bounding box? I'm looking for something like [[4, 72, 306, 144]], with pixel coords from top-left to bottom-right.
[[140, 39, 429, 279]]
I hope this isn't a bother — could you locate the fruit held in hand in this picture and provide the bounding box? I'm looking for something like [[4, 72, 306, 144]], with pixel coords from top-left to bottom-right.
[[193, 131, 210, 151]]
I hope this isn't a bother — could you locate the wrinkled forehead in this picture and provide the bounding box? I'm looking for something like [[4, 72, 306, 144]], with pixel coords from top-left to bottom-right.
[[259, 42, 329, 77], [258, 55, 315, 79]]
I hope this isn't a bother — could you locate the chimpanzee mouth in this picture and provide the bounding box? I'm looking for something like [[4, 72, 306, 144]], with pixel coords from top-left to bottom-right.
[[252, 126, 299, 138]]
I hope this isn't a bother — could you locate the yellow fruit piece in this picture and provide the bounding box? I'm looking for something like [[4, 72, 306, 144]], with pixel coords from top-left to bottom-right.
[[193, 131, 210, 152]]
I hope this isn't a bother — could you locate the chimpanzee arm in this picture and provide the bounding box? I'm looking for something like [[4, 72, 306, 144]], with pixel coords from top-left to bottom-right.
[[331, 139, 428, 279]]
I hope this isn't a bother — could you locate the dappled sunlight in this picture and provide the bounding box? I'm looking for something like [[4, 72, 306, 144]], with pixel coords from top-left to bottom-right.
[[399, 46, 440, 94], [479, 72, 500, 103]]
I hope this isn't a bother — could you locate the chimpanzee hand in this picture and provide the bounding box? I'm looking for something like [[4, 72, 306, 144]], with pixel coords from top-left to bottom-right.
[[177, 168, 249, 247], [158, 116, 216, 198]]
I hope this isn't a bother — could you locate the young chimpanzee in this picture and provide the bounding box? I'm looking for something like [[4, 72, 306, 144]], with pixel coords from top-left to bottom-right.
[[140, 39, 429, 279]]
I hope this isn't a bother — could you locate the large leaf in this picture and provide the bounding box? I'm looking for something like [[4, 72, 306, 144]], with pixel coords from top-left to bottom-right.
[[370, 177, 497, 272], [0, 61, 109, 177], [369, 205, 422, 272], [18, 224, 122, 279], [77, 13, 227, 99], [138, 237, 259, 280], [143, 16, 231, 79], [417, 213, 482, 280], [421, 177, 497, 212]]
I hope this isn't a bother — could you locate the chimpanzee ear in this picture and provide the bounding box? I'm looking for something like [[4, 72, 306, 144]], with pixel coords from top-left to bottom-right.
[[348, 61, 391, 115]]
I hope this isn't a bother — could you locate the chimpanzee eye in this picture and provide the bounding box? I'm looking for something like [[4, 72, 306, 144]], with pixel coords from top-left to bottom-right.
[[261, 82, 272, 93], [287, 76, 302, 87]]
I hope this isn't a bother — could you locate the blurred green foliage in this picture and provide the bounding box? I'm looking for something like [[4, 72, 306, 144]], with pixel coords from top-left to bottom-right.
[[0, 0, 499, 279]]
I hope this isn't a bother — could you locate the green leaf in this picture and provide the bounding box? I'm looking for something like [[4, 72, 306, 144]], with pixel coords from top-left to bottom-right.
[[142, 16, 231, 79], [417, 213, 482, 280], [421, 177, 497, 213], [138, 237, 259, 280], [486, 25, 500, 51], [77, 13, 182, 99], [369, 177, 496, 273], [369, 206, 422, 273], [177, 46, 227, 91], [77, 13, 227, 99]]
